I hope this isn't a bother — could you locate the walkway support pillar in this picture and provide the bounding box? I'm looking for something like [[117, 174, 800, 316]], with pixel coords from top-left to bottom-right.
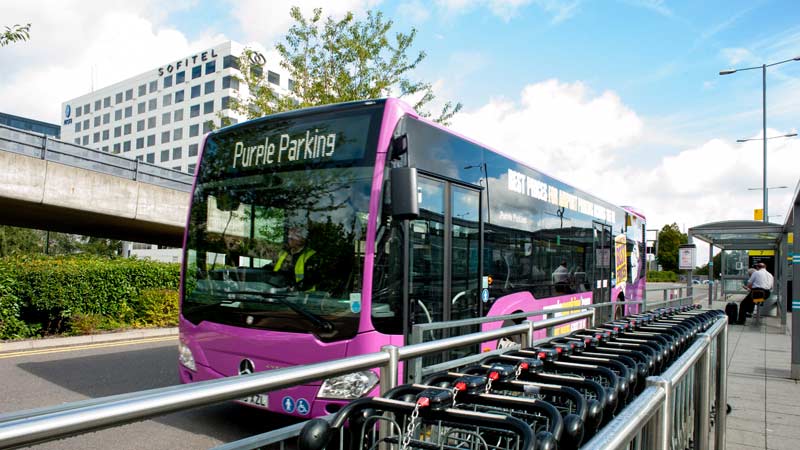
[[792, 199, 800, 380]]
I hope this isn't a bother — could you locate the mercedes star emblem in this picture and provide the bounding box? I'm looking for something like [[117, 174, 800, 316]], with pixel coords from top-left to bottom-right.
[[239, 359, 255, 375]]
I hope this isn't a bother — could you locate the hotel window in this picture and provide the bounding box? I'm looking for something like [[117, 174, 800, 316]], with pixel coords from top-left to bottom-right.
[[82, 135, 89, 145], [267, 71, 280, 85], [115, 109, 122, 121], [162, 112, 171, 125], [138, 84, 147, 96], [174, 109, 184, 121], [205, 60, 216, 74], [114, 126, 121, 138], [191, 85, 201, 98], [188, 143, 198, 157], [161, 131, 170, 144], [123, 141, 131, 152], [149, 80, 157, 93], [172, 146, 182, 159], [163, 94, 172, 106], [164, 75, 173, 88], [94, 100, 101, 110], [76, 106, 82, 117], [136, 137, 144, 149], [204, 100, 214, 114], [103, 113, 110, 124], [175, 90, 185, 103], [124, 123, 132, 135], [190, 104, 200, 118], [223, 55, 238, 69], [188, 163, 196, 174], [74, 138, 80, 145], [204, 80, 215, 94], [93, 132, 100, 143], [203, 120, 213, 133], [84, 103, 90, 113], [146, 153, 155, 163], [161, 149, 170, 162], [221, 96, 231, 110], [125, 89, 133, 101], [189, 124, 199, 137], [103, 97, 111, 107], [288, 79, 296, 90], [173, 127, 183, 140], [94, 116, 101, 127], [115, 92, 123, 104], [176, 71, 185, 83], [83, 119, 89, 129], [137, 119, 145, 132], [172, 165, 182, 171], [148, 116, 156, 129], [191, 65, 201, 79], [147, 134, 155, 146], [124, 106, 132, 118], [148, 98, 157, 111], [113, 143, 121, 153], [138, 102, 146, 114], [102, 129, 109, 140], [75, 122, 81, 132], [102, 145, 109, 152], [136, 155, 143, 161]]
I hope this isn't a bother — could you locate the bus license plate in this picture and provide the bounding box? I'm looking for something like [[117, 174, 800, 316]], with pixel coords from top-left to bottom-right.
[[240, 394, 268, 407]]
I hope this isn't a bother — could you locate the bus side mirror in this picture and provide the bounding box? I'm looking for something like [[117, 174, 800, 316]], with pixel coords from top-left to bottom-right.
[[390, 167, 419, 220]]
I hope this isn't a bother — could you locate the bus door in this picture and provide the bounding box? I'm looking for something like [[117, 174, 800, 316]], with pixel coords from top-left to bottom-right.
[[592, 221, 613, 321], [408, 174, 482, 372]]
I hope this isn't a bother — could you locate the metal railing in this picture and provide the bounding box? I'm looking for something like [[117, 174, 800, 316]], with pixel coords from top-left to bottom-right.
[[580, 315, 728, 450], [0, 310, 588, 448], [0, 124, 193, 192]]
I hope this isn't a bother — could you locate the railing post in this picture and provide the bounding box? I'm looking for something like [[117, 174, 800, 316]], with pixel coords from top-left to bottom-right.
[[41, 135, 48, 159], [663, 290, 668, 303], [589, 308, 596, 328], [524, 320, 535, 348], [379, 345, 399, 394], [646, 376, 672, 450], [695, 334, 712, 450], [642, 286, 648, 312], [409, 326, 423, 383], [714, 319, 728, 450]]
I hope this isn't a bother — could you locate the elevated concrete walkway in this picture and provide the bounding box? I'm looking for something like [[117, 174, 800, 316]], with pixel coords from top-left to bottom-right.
[[706, 298, 798, 450], [0, 125, 191, 246]]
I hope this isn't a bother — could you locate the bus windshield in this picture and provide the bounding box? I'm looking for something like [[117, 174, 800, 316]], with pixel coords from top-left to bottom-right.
[[182, 104, 383, 341]]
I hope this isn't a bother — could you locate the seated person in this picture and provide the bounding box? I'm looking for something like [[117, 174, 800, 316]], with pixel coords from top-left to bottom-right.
[[271, 227, 321, 292], [737, 265, 769, 324], [552, 261, 571, 294]]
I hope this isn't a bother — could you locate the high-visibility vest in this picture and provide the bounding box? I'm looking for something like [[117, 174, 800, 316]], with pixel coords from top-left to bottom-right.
[[274, 248, 316, 284]]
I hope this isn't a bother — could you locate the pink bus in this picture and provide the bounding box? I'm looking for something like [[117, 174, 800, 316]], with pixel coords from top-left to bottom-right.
[[178, 98, 646, 417]]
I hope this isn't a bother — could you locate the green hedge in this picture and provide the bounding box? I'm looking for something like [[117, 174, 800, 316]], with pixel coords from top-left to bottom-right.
[[647, 270, 680, 282], [0, 256, 180, 340]]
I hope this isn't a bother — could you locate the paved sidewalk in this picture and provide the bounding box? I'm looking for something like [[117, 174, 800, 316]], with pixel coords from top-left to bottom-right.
[[0, 327, 178, 353], [708, 299, 798, 450]]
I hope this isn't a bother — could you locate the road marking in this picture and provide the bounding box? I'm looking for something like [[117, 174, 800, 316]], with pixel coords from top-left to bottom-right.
[[0, 336, 176, 359]]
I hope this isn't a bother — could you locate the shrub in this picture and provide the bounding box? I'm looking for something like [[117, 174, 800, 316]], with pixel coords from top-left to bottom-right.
[[647, 270, 680, 282], [0, 256, 181, 338], [131, 288, 179, 327]]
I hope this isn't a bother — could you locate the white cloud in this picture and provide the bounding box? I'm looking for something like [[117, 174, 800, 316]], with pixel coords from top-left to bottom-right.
[[721, 47, 753, 66], [435, 0, 579, 22], [450, 79, 642, 178], [397, 0, 432, 23], [229, 0, 383, 45], [0, 1, 225, 123]]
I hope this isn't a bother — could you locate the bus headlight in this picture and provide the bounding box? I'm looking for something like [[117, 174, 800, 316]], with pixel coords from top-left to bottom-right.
[[318, 371, 379, 399], [178, 341, 196, 372]]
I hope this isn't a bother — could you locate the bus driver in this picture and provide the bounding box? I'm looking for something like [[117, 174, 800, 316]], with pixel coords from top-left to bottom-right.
[[272, 226, 320, 292]]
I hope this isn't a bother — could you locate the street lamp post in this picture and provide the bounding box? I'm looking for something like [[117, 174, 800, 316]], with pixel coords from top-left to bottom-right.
[[720, 56, 800, 222]]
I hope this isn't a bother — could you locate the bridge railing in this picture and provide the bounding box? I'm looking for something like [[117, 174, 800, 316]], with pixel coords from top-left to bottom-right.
[[0, 124, 193, 192]]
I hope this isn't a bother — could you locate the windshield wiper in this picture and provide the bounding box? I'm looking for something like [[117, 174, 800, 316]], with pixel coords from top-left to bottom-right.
[[228, 291, 334, 332]]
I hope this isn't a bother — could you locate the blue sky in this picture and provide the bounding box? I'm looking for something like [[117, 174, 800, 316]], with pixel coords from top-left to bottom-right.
[[1, 0, 799, 258]]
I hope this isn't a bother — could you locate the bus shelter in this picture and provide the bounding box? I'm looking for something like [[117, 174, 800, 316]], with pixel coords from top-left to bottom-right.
[[687, 220, 785, 318]]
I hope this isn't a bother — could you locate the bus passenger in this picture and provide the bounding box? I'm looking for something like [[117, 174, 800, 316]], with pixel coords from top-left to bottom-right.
[[553, 261, 570, 293]]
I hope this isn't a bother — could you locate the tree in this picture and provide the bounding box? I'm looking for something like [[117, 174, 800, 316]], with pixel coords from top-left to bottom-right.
[[0, 226, 43, 256], [695, 251, 721, 278], [230, 7, 461, 125], [1, 23, 31, 47], [656, 223, 688, 273]]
